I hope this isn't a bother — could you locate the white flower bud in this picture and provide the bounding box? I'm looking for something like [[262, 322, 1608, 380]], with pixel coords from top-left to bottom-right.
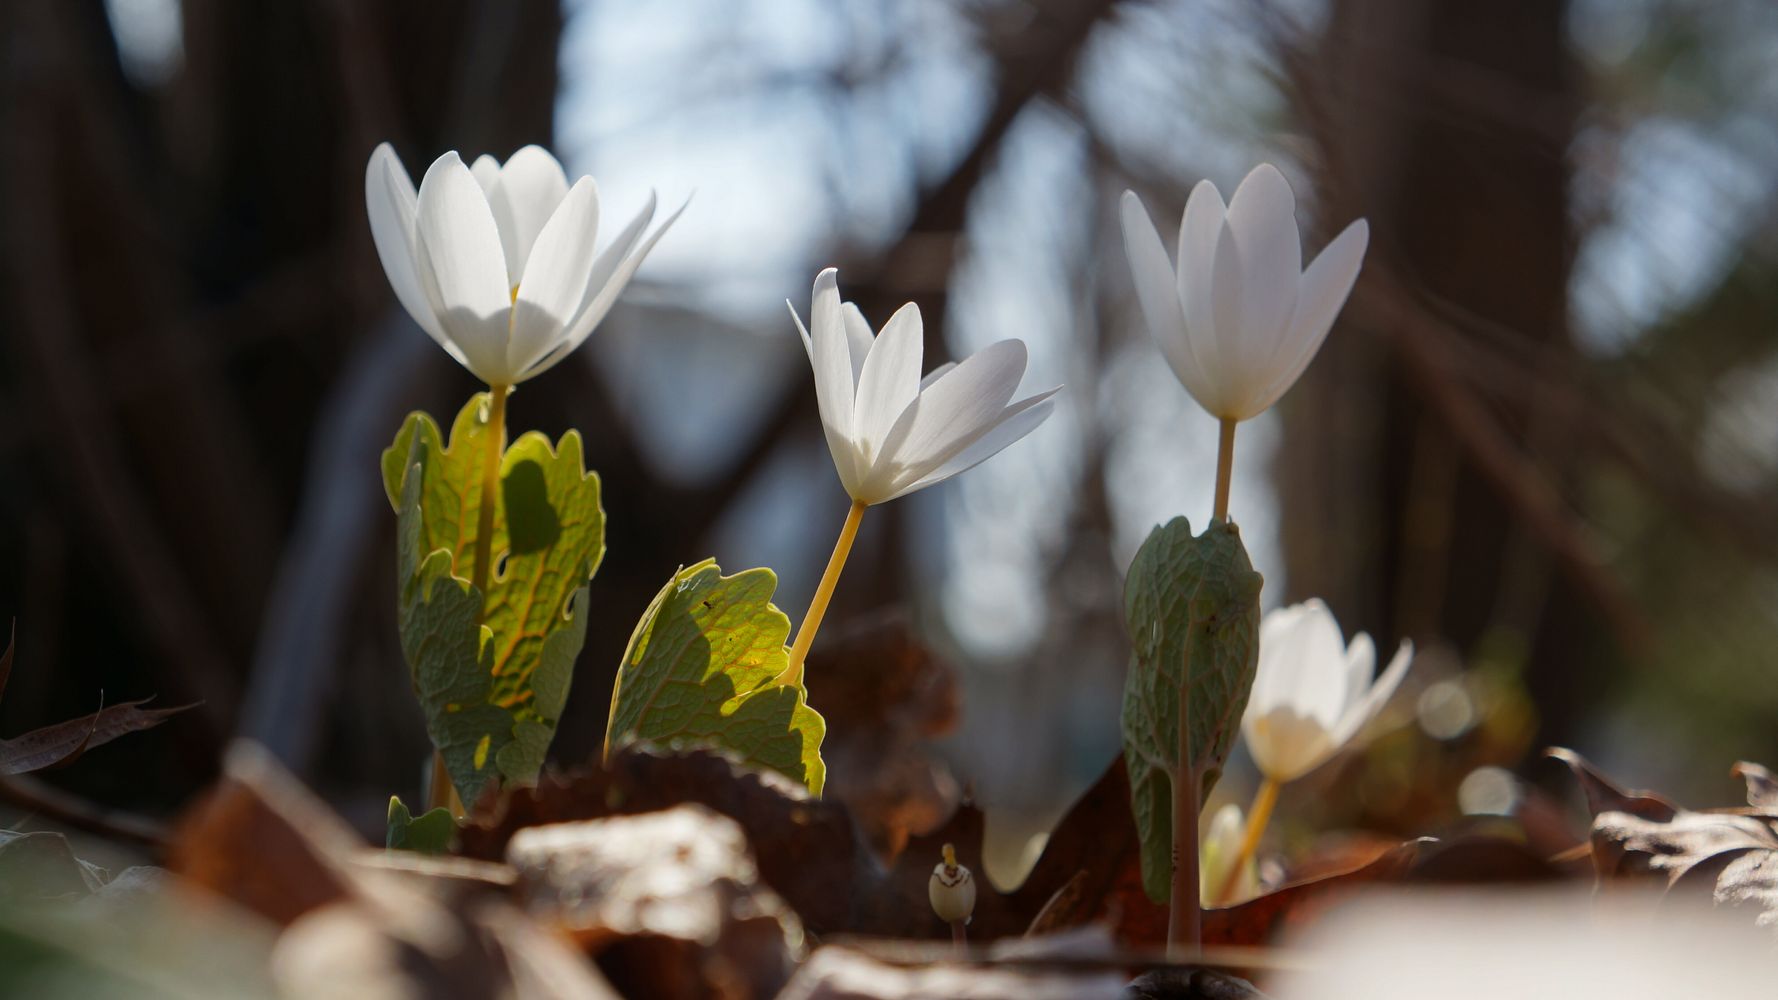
[[928, 843, 976, 924]]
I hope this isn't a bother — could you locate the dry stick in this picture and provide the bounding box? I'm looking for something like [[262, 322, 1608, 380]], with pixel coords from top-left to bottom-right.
[[778, 500, 867, 688], [1215, 777, 1279, 905], [0, 772, 167, 850]]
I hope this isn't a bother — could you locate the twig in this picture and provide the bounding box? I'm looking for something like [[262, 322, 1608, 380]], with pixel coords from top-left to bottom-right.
[[0, 772, 168, 850]]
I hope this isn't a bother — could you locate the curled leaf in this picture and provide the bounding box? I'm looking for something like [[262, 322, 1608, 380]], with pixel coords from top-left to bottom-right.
[[1120, 517, 1264, 903], [381, 393, 604, 801], [606, 559, 826, 795]]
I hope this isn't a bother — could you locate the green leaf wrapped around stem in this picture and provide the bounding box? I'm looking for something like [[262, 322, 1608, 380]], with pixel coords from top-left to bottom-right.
[[1120, 516, 1263, 955], [382, 392, 604, 805]]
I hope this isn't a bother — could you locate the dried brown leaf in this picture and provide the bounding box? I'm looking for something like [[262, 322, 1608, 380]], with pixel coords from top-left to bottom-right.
[[775, 945, 1126, 1000], [463, 744, 867, 934], [1733, 761, 1778, 810], [811, 614, 961, 859], [0, 698, 194, 775], [1552, 746, 1778, 934], [506, 805, 799, 998]]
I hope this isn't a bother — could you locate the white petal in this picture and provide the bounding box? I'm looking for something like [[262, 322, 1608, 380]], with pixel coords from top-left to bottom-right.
[[1341, 631, 1377, 709], [810, 269, 855, 438], [851, 302, 923, 457], [519, 194, 685, 382], [874, 339, 1026, 485], [508, 177, 600, 374], [488, 145, 570, 283], [469, 155, 501, 197], [1120, 192, 1214, 409], [1177, 180, 1229, 407], [1208, 219, 1257, 417], [841, 303, 874, 385], [1252, 218, 1369, 413], [1245, 709, 1334, 784], [1223, 164, 1301, 388], [800, 269, 864, 497], [788, 300, 813, 362], [1249, 599, 1347, 731], [1332, 639, 1412, 749], [884, 389, 1057, 501], [364, 144, 461, 364], [919, 361, 956, 390], [556, 191, 653, 341], [413, 151, 515, 383]]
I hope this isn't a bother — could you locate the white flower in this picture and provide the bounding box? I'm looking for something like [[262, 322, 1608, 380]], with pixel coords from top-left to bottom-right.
[[1119, 164, 1369, 422], [790, 269, 1059, 506], [365, 142, 682, 386], [1241, 599, 1412, 784], [1200, 804, 1259, 906]]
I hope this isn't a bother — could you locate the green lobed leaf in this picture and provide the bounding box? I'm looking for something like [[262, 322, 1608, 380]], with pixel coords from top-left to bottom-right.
[[381, 393, 604, 802], [385, 796, 456, 855], [1120, 516, 1263, 904], [606, 559, 827, 795]]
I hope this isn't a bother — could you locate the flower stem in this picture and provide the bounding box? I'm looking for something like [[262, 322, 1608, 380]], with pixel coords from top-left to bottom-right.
[[427, 749, 464, 816], [470, 384, 511, 613], [1168, 646, 1201, 958], [1215, 778, 1279, 905], [779, 499, 867, 688], [1212, 417, 1237, 522], [951, 919, 967, 956], [433, 383, 507, 816]]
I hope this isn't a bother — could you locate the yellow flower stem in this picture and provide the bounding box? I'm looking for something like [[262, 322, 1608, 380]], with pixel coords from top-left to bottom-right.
[[428, 382, 508, 815], [470, 383, 511, 613], [778, 499, 867, 688], [427, 751, 464, 816], [1215, 777, 1280, 905], [1213, 416, 1237, 522]]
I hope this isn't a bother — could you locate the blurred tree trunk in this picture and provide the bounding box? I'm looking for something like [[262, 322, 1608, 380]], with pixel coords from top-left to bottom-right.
[[1282, 0, 1604, 743]]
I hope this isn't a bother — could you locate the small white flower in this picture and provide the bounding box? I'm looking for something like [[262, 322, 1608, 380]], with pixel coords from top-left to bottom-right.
[[365, 142, 682, 386], [791, 269, 1059, 506], [1120, 164, 1369, 422], [1200, 803, 1259, 906], [1241, 599, 1412, 784]]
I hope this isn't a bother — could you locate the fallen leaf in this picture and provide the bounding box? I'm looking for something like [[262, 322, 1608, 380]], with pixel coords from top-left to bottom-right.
[[166, 742, 370, 926], [1732, 761, 1778, 810], [506, 805, 800, 999], [0, 697, 194, 775], [809, 613, 961, 859], [466, 745, 868, 934], [774, 945, 1126, 1000], [0, 829, 107, 900], [1550, 746, 1778, 934]]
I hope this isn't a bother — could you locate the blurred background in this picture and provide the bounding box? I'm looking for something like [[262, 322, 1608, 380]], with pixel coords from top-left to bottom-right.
[[2, 0, 1775, 880]]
